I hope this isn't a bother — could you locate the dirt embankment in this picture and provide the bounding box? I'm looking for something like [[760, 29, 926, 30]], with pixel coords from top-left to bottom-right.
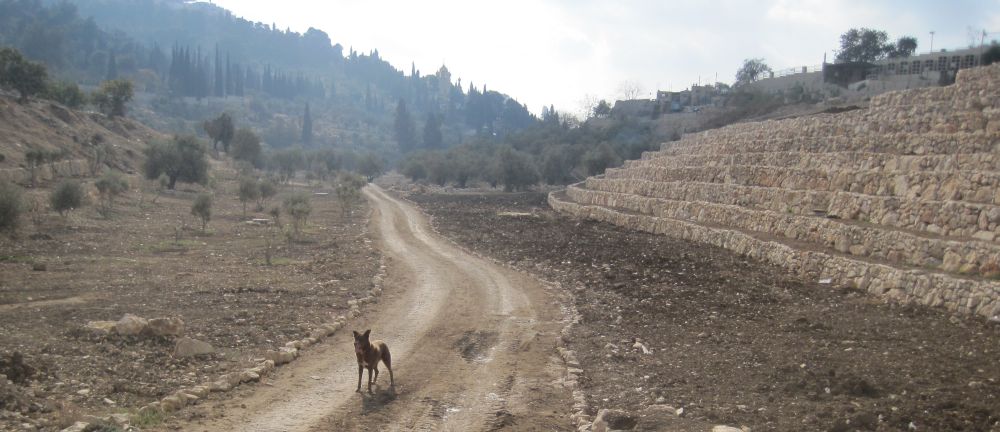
[[409, 191, 1000, 432]]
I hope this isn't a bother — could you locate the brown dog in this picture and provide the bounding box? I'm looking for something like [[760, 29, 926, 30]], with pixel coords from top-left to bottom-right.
[[353, 329, 393, 393]]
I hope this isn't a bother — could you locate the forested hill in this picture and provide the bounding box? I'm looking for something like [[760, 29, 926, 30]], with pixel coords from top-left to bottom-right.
[[4, 0, 536, 157]]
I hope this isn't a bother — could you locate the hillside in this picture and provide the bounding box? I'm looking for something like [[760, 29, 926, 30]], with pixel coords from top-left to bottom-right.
[[0, 93, 160, 185]]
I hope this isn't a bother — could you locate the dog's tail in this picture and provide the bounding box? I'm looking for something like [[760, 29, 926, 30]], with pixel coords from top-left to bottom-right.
[[378, 341, 392, 369]]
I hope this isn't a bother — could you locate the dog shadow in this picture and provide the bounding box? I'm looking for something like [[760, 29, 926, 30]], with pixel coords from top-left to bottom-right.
[[359, 385, 398, 414]]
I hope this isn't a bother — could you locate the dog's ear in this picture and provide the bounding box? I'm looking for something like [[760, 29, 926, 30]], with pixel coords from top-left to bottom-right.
[[362, 329, 371, 339], [352, 330, 360, 339]]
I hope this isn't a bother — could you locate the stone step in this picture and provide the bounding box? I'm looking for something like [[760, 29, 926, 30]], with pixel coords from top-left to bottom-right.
[[565, 185, 1000, 278], [632, 150, 1000, 173], [549, 190, 1000, 320], [604, 164, 1000, 205], [585, 177, 1000, 241], [660, 130, 1000, 156]]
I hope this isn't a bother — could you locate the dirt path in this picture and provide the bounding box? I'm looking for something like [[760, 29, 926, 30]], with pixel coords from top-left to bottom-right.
[[170, 186, 572, 431]]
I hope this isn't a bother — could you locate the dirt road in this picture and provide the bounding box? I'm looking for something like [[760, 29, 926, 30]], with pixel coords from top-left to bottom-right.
[[172, 186, 572, 431]]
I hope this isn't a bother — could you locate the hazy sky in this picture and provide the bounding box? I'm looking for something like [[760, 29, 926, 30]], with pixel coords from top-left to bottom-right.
[[210, 0, 1000, 116]]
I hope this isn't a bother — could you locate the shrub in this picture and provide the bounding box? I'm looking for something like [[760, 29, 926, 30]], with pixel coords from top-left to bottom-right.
[[91, 79, 134, 117], [44, 81, 86, 108], [237, 177, 260, 217], [143, 135, 209, 189], [335, 172, 366, 216], [494, 146, 539, 192], [191, 193, 212, 232], [50, 180, 83, 217], [231, 128, 262, 166], [256, 178, 277, 211], [0, 47, 47, 103], [0, 181, 24, 233], [282, 192, 311, 236], [94, 170, 129, 217]]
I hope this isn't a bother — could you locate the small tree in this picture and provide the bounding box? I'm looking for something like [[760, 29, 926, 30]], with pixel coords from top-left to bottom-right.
[[94, 170, 128, 218], [335, 172, 366, 216], [203, 113, 235, 152], [50, 180, 84, 217], [836, 28, 891, 63], [357, 152, 384, 182], [581, 142, 622, 176], [494, 146, 539, 192], [593, 100, 612, 118], [191, 193, 212, 232], [282, 192, 311, 237], [735, 58, 772, 87], [237, 177, 260, 217], [92, 79, 134, 117], [143, 135, 210, 189], [256, 178, 277, 211], [0, 47, 48, 104], [270, 148, 303, 183], [889, 36, 918, 58], [0, 181, 24, 234], [44, 81, 86, 108], [24, 149, 48, 187], [231, 128, 262, 166]]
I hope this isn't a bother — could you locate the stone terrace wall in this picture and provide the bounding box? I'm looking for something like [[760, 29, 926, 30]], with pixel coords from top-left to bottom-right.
[[551, 64, 1000, 320]]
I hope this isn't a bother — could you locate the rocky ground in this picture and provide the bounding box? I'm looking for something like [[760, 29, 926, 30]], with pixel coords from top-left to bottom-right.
[[0, 168, 378, 431], [408, 191, 1000, 432]]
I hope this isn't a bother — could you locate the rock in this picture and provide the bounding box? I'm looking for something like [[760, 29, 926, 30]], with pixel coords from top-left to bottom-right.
[[76, 389, 90, 396], [83, 321, 117, 336], [208, 380, 232, 392], [60, 422, 89, 432], [591, 408, 636, 432], [114, 314, 148, 336], [107, 413, 130, 426], [174, 337, 215, 358], [147, 317, 185, 337], [712, 426, 743, 432], [239, 370, 260, 383]]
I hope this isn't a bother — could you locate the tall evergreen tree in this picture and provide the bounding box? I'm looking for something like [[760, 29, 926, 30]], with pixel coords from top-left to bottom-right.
[[394, 99, 417, 153], [423, 112, 443, 149], [214, 45, 224, 97], [301, 103, 313, 145]]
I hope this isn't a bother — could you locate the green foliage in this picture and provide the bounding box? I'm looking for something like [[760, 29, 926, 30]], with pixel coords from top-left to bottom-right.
[[593, 100, 612, 118], [540, 144, 577, 185], [49, 180, 84, 217], [582, 143, 622, 176], [204, 113, 235, 152], [270, 148, 303, 183], [0, 47, 48, 103], [238, 177, 260, 217], [394, 99, 417, 152], [92, 79, 134, 117], [422, 112, 443, 149], [256, 178, 277, 210], [835, 28, 914, 63], [191, 193, 212, 231], [95, 170, 129, 217], [143, 135, 210, 189], [0, 181, 24, 233], [982, 44, 1000, 66], [494, 146, 538, 192], [357, 152, 384, 182], [43, 81, 86, 108], [230, 128, 262, 166], [282, 192, 311, 236], [335, 172, 365, 216], [735, 58, 772, 87]]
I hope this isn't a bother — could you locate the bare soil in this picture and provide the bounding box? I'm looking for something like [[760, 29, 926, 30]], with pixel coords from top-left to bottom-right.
[[0, 166, 378, 431], [408, 191, 1000, 432]]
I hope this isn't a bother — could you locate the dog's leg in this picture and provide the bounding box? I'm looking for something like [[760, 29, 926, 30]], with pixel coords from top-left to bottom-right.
[[356, 364, 363, 392], [367, 367, 374, 394], [383, 349, 394, 387], [373, 366, 379, 384]]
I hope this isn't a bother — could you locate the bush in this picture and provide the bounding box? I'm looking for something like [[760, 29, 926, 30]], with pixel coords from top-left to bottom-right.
[[335, 172, 366, 216], [256, 178, 277, 211], [237, 177, 260, 217], [44, 81, 86, 108], [143, 135, 209, 189], [494, 146, 539, 192], [91, 79, 134, 117], [0, 47, 47, 103], [581, 142, 622, 176], [94, 170, 129, 217], [50, 180, 83, 216], [231, 128, 262, 166], [282, 192, 311, 236], [0, 181, 24, 233], [191, 193, 212, 232]]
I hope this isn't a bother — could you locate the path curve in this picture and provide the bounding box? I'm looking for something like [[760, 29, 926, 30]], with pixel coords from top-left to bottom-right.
[[173, 185, 572, 431]]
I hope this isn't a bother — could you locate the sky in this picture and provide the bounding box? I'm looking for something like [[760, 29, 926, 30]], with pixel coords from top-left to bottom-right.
[[210, 0, 1000, 116]]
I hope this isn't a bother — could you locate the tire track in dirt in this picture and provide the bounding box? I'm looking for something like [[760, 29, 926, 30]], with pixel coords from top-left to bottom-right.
[[169, 185, 572, 431]]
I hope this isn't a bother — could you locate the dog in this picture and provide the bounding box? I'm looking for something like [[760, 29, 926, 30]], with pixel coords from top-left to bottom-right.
[[353, 329, 394, 393]]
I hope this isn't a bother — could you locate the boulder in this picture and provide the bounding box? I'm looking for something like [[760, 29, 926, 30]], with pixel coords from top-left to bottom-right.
[[83, 321, 116, 336], [114, 314, 148, 336], [147, 317, 185, 337], [592, 408, 637, 432], [174, 337, 215, 358], [60, 422, 89, 432]]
